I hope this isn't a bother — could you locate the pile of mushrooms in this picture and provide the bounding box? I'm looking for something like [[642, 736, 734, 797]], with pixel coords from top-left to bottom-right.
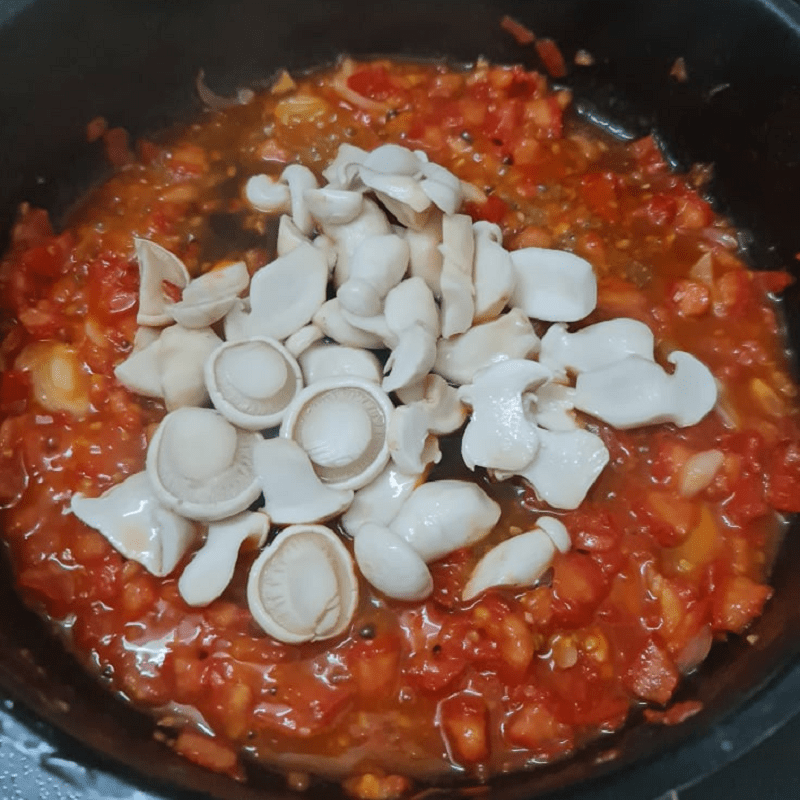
[[70, 143, 718, 645]]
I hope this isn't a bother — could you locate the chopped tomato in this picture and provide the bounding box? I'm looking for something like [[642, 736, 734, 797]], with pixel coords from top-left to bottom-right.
[[535, 39, 567, 79], [347, 66, 400, 101], [624, 640, 679, 705], [463, 193, 508, 225], [766, 441, 800, 512], [712, 575, 772, 633], [580, 171, 622, 223], [438, 693, 490, 764]]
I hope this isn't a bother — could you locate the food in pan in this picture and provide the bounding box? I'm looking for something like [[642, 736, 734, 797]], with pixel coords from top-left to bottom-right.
[[0, 57, 798, 797]]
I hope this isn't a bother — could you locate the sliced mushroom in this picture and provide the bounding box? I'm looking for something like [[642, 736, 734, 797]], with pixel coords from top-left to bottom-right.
[[384, 276, 439, 339], [463, 525, 559, 602], [114, 333, 164, 398], [362, 143, 424, 176], [313, 298, 386, 349], [280, 378, 393, 491], [419, 161, 463, 215], [304, 187, 364, 225], [402, 211, 443, 297], [322, 197, 392, 286], [389, 480, 501, 563], [146, 407, 262, 521], [277, 214, 311, 257], [282, 164, 319, 236], [245, 174, 291, 214], [533, 380, 577, 431], [178, 511, 270, 607], [134, 238, 190, 326], [573, 352, 718, 429], [254, 438, 354, 524], [222, 298, 251, 342], [358, 166, 432, 231], [382, 324, 438, 394], [71, 471, 195, 577], [158, 325, 223, 410], [247, 524, 358, 644], [538, 318, 655, 378], [434, 308, 540, 385], [439, 213, 475, 338], [248, 242, 329, 340], [537, 516, 571, 553], [354, 522, 433, 602], [472, 221, 515, 323], [340, 461, 423, 539], [170, 261, 249, 328], [396, 373, 467, 435], [340, 306, 395, 349], [459, 359, 551, 472], [205, 337, 303, 430], [299, 343, 382, 386], [322, 143, 369, 187], [515, 428, 609, 510], [387, 403, 442, 475], [337, 234, 409, 317], [511, 247, 597, 322], [284, 324, 325, 358]]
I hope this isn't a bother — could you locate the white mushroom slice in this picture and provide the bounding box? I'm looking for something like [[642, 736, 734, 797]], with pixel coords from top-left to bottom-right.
[[511, 248, 597, 322], [277, 214, 311, 257], [245, 174, 291, 214], [283, 324, 325, 358], [387, 403, 442, 475], [396, 373, 467, 435], [359, 167, 432, 231], [390, 480, 501, 563], [146, 407, 262, 521], [362, 144, 424, 176], [384, 277, 439, 339], [463, 527, 557, 602], [537, 516, 571, 554], [403, 212, 443, 297], [178, 511, 269, 607], [223, 298, 251, 342], [134, 238, 190, 327], [679, 449, 725, 498], [337, 234, 409, 317], [533, 381, 578, 432], [280, 378, 393, 491], [299, 343, 382, 386], [382, 324, 438, 394], [254, 438, 354, 524], [340, 307, 395, 348], [132, 325, 160, 353], [248, 243, 328, 341], [322, 197, 393, 287], [281, 164, 319, 236], [459, 360, 551, 472], [182, 261, 250, 306], [354, 523, 433, 602], [158, 325, 223, 411], [114, 335, 164, 398], [439, 214, 475, 338], [434, 308, 540, 386], [71, 471, 195, 577], [472, 221, 515, 323], [516, 428, 609, 510], [573, 352, 718, 429], [205, 337, 303, 430], [340, 462, 422, 539], [539, 318, 655, 378], [322, 143, 369, 187], [247, 524, 358, 644], [171, 295, 238, 329], [419, 161, 463, 216], [313, 234, 338, 272], [313, 298, 386, 349], [304, 187, 364, 225]]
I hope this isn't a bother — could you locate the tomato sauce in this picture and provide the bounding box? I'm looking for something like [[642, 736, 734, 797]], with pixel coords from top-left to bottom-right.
[[0, 58, 799, 797]]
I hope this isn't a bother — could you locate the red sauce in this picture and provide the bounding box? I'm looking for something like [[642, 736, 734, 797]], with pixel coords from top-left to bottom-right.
[[0, 59, 799, 797]]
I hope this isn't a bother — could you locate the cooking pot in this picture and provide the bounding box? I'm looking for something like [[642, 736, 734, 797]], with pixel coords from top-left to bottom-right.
[[1, 0, 800, 798]]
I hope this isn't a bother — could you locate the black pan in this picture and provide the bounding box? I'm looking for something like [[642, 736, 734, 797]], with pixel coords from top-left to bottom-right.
[[1, 1, 800, 798]]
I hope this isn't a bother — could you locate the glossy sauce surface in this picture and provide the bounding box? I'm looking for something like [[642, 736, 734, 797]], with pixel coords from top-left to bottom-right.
[[1, 59, 799, 797]]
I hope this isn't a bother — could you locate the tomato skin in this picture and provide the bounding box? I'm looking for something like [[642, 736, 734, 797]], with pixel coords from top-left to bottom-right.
[[19, 232, 74, 279], [347, 66, 398, 101], [643, 193, 678, 226], [551, 552, 609, 628], [463, 194, 508, 224]]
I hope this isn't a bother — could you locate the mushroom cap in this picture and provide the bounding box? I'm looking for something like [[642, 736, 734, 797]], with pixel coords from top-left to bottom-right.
[[146, 407, 262, 521], [322, 143, 369, 187], [245, 174, 291, 214], [384, 277, 439, 339], [71, 471, 196, 577], [134, 238, 190, 327], [390, 480, 501, 563], [354, 523, 433, 602], [253, 437, 354, 524], [157, 325, 223, 411], [205, 337, 303, 430], [299, 343, 382, 386], [439, 213, 475, 338], [387, 403, 442, 475], [247, 524, 358, 644], [304, 187, 364, 225], [402, 212, 443, 297], [284, 323, 325, 358], [382, 325, 438, 394], [313, 298, 387, 350], [170, 261, 249, 329], [281, 163, 319, 236], [362, 143, 424, 176], [280, 378, 393, 491], [473, 220, 515, 323]]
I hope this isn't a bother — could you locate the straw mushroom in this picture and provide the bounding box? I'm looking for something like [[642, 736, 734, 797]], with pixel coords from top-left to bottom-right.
[[245, 174, 291, 214], [247, 524, 358, 644], [281, 163, 319, 235], [511, 247, 597, 322], [283, 324, 325, 358], [463, 518, 571, 602], [395, 373, 467, 435], [170, 261, 249, 329], [472, 221, 515, 323], [389, 480, 501, 563], [387, 403, 442, 475], [277, 214, 310, 257], [439, 213, 475, 338], [280, 378, 393, 491], [362, 143, 424, 176], [298, 343, 382, 386], [358, 166, 432, 231], [146, 407, 262, 521], [459, 359, 551, 472], [354, 522, 433, 602], [178, 511, 270, 607], [533, 380, 578, 431], [248, 242, 329, 341], [322, 143, 369, 187], [205, 337, 303, 430], [304, 187, 364, 225], [402, 212, 443, 297], [134, 238, 190, 327], [434, 308, 540, 385], [313, 298, 386, 349], [419, 160, 463, 215], [254, 437, 354, 524], [573, 352, 718, 429], [70, 471, 195, 577]]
